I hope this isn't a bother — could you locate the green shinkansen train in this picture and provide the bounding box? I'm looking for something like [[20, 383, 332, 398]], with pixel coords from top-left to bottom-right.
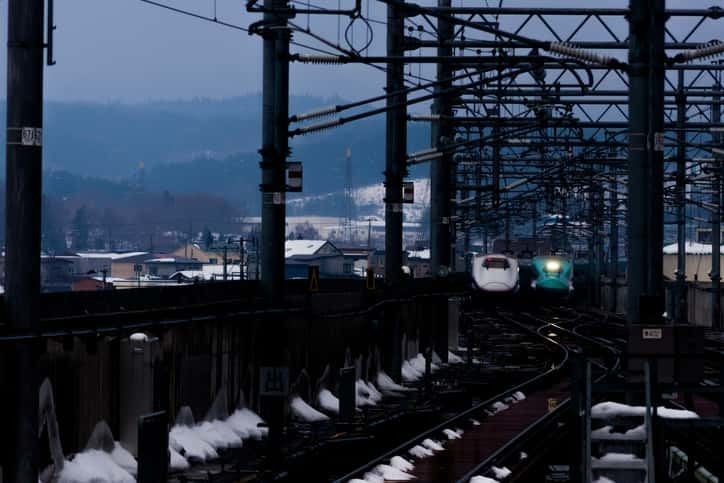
[[530, 255, 574, 295]]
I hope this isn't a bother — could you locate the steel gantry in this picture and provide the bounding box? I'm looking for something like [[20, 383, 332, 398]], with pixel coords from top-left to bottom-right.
[[247, 2, 724, 331]]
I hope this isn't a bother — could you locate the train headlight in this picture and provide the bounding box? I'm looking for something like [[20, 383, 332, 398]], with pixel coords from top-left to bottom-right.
[[545, 260, 561, 272]]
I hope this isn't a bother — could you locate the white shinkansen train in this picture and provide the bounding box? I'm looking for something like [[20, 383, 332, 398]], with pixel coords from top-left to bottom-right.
[[471, 254, 520, 293]]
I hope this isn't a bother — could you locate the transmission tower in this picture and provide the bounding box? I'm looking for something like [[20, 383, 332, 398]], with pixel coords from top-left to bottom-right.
[[342, 147, 355, 242]]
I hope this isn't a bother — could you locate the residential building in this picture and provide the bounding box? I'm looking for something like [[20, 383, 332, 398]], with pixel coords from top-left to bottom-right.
[[284, 239, 349, 278]]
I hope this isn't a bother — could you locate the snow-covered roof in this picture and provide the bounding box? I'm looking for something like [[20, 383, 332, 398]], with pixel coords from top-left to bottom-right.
[[145, 257, 202, 264], [285, 240, 328, 258], [170, 264, 243, 280], [663, 241, 724, 255], [76, 251, 149, 260], [407, 249, 430, 260]]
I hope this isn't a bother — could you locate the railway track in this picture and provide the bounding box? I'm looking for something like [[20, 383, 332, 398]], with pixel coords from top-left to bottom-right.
[[331, 307, 623, 483]]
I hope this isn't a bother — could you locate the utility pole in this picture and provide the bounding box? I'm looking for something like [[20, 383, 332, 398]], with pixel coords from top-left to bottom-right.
[[223, 245, 228, 281], [430, 0, 452, 278], [383, 0, 406, 381], [711, 81, 722, 329], [675, 71, 688, 323], [626, 0, 666, 324], [260, 0, 289, 304], [384, 0, 406, 286], [609, 162, 619, 314], [4, 0, 44, 479]]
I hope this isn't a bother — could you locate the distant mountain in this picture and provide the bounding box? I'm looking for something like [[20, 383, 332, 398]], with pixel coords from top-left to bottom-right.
[[0, 95, 431, 212]]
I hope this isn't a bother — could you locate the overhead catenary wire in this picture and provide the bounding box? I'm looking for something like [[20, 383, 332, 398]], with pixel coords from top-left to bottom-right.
[[136, 0, 248, 32]]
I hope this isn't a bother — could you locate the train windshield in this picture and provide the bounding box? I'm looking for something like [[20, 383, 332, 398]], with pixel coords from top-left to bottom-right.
[[483, 258, 509, 269]]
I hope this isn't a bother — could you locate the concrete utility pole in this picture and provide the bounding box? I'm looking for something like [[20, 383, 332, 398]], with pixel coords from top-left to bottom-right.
[[609, 163, 619, 314], [383, 0, 406, 381], [711, 82, 722, 329], [675, 70, 688, 323], [260, 0, 290, 304], [4, 0, 45, 479], [384, 0, 406, 286], [430, 0, 453, 277], [626, 0, 666, 324]]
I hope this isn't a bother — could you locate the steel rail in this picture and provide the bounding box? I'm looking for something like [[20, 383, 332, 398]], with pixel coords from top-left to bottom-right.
[[330, 310, 570, 483], [453, 311, 622, 483]]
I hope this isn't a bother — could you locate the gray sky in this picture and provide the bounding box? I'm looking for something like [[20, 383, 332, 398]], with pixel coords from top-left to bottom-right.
[[0, 0, 720, 102]]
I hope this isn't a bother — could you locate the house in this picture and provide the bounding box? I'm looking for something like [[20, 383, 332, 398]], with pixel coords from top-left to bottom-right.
[[169, 263, 245, 282], [40, 256, 75, 292], [366, 249, 409, 278], [407, 248, 431, 278], [284, 239, 349, 278], [72, 277, 114, 291], [170, 243, 243, 265], [144, 257, 204, 278], [75, 251, 150, 278], [662, 241, 724, 281]]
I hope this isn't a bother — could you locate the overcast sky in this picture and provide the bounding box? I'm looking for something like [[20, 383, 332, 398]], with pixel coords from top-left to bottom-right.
[[0, 0, 720, 102]]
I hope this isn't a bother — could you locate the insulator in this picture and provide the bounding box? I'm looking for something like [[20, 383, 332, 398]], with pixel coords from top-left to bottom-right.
[[292, 106, 339, 122], [676, 40, 724, 63], [409, 114, 440, 121], [294, 118, 342, 135], [548, 42, 616, 66], [408, 147, 439, 158], [295, 54, 347, 64], [408, 152, 443, 164]]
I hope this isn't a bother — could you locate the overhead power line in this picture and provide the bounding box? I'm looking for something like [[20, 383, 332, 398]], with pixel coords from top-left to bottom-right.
[[136, 0, 248, 32]]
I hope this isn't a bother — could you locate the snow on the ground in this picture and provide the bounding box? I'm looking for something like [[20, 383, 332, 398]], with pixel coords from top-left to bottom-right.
[[512, 391, 526, 402], [422, 438, 444, 451], [520, 452, 528, 460], [169, 446, 189, 471], [195, 420, 242, 449], [110, 442, 137, 475], [317, 389, 340, 414], [57, 449, 135, 483], [591, 424, 646, 440], [443, 428, 462, 440], [492, 401, 510, 413], [372, 464, 414, 480], [594, 453, 643, 463], [492, 466, 512, 479], [356, 381, 378, 407], [408, 444, 434, 459], [402, 360, 423, 382], [657, 407, 699, 419], [409, 353, 439, 373], [470, 418, 481, 426], [447, 351, 464, 364], [129, 333, 149, 343], [390, 456, 415, 472], [592, 478, 616, 483], [169, 425, 218, 462], [290, 395, 330, 422], [226, 408, 267, 440], [470, 477, 499, 483], [362, 380, 384, 402], [377, 371, 414, 392], [362, 471, 385, 483], [356, 380, 382, 406], [592, 401, 698, 419]]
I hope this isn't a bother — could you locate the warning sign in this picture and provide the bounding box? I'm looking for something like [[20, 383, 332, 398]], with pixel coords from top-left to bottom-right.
[[547, 398, 558, 412], [259, 366, 289, 396], [402, 181, 415, 203], [642, 328, 663, 340]]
